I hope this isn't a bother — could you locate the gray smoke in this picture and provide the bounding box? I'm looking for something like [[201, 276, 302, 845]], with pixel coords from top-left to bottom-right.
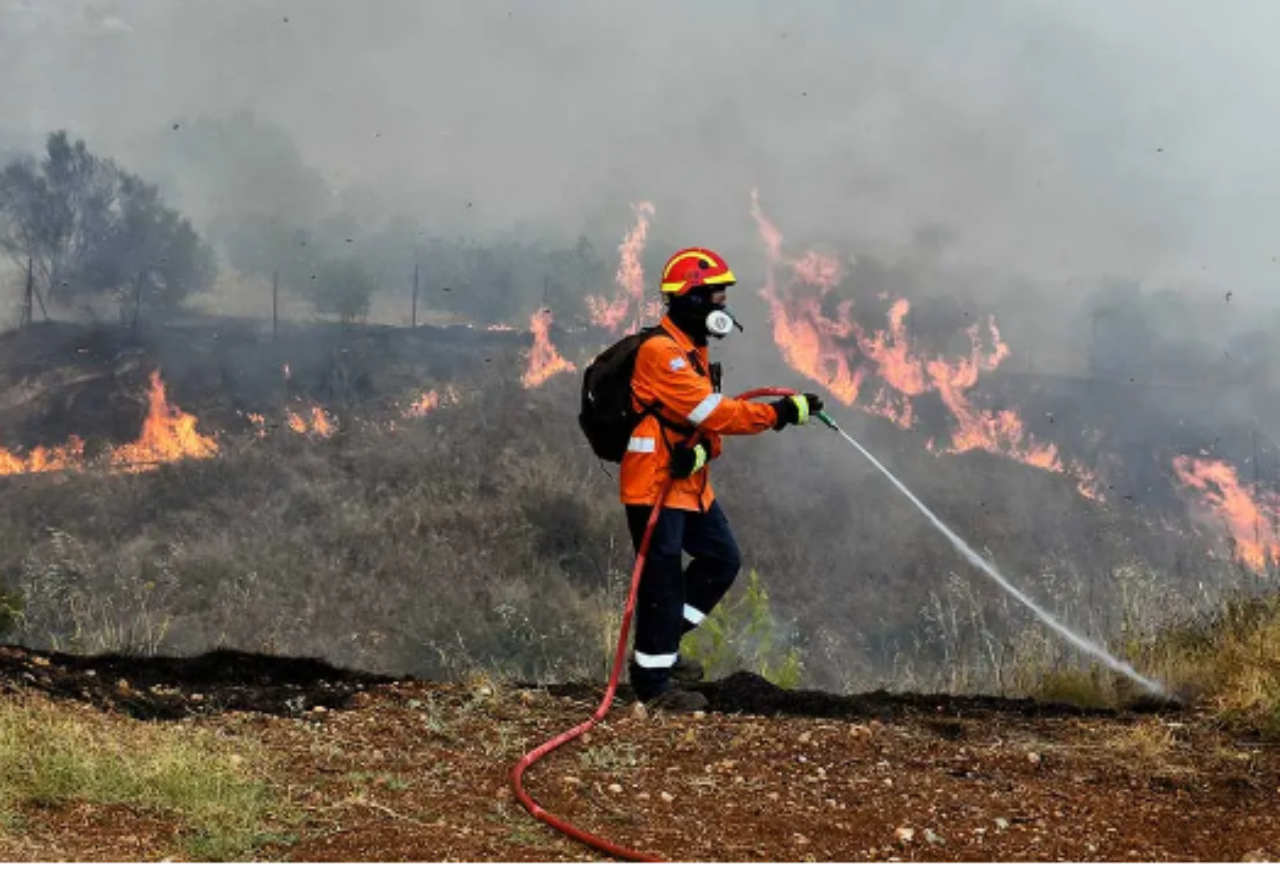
[[2, 0, 1279, 297]]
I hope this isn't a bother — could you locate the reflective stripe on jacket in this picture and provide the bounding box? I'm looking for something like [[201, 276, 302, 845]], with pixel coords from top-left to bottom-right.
[[619, 315, 779, 511]]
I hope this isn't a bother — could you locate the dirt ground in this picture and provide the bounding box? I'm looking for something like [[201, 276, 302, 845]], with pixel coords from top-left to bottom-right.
[[0, 644, 1276, 862]]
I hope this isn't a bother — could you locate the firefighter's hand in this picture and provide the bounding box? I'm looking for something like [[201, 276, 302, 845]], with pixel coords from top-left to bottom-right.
[[771, 393, 824, 430], [670, 442, 709, 478]]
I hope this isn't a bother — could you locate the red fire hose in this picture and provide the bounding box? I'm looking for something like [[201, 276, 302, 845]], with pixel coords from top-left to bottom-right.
[[510, 387, 797, 862]]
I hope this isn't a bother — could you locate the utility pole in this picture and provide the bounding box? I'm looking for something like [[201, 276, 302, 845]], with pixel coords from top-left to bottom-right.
[[272, 269, 279, 341], [412, 264, 419, 328], [22, 256, 33, 330], [132, 269, 144, 331]]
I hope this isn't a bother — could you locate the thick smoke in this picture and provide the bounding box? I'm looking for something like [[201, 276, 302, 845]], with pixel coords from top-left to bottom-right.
[[3, 0, 1280, 290]]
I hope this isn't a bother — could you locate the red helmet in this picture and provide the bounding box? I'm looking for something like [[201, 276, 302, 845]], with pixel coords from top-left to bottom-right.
[[659, 247, 737, 297]]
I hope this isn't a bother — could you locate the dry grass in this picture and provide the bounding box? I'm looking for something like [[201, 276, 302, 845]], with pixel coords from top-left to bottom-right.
[[1021, 592, 1280, 736], [1151, 595, 1280, 736], [0, 693, 291, 859], [0, 320, 1271, 704]]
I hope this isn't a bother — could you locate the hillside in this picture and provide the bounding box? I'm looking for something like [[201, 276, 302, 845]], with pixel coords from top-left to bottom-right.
[[0, 644, 1275, 862], [0, 316, 1265, 697]]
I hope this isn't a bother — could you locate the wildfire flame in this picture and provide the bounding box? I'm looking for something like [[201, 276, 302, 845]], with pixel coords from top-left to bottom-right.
[[0, 438, 86, 476], [109, 371, 220, 471], [287, 406, 335, 438], [0, 371, 218, 477], [522, 308, 577, 388], [587, 201, 658, 334], [244, 412, 268, 440], [750, 188, 1091, 489], [1172, 455, 1280, 572], [403, 391, 440, 418]]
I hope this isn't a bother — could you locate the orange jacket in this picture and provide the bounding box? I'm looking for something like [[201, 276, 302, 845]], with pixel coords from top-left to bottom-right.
[[620, 315, 780, 511]]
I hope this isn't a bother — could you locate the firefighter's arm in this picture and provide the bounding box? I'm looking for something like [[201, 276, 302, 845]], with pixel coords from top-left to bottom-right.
[[638, 341, 779, 436]]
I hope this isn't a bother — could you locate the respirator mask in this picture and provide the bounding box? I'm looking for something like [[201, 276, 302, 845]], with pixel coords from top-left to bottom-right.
[[670, 288, 744, 343], [704, 306, 743, 339]]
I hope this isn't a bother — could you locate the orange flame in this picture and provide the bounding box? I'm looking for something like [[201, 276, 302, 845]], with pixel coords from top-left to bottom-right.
[[750, 188, 1094, 487], [1172, 455, 1280, 572], [244, 412, 268, 440], [286, 406, 335, 437], [923, 322, 1063, 471], [751, 191, 864, 405], [0, 437, 86, 476], [587, 201, 658, 334], [404, 390, 440, 418], [856, 299, 929, 400], [522, 308, 577, 388], [109, 371, 219, 470]]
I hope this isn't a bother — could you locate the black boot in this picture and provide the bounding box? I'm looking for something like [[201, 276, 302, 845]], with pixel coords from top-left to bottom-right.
[[670, 656, 705, 686]]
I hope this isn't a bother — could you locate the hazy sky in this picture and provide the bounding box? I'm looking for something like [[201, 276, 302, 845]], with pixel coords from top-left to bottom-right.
[[3, 0, 1280, 295]]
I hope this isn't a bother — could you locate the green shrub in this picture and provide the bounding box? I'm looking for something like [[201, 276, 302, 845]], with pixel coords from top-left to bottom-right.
[[680, 570, 804, 689]]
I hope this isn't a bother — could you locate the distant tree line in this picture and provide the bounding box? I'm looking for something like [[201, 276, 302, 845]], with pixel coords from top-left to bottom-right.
[[0, 131, 216, 323]]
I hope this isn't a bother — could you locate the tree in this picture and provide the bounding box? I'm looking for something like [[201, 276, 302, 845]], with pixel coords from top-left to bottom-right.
[[308, 257, 376, 323], [0, 131, 215, 317]]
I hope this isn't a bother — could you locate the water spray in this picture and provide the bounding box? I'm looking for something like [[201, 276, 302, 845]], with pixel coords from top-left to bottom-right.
[[813, 409, 1167, 698]]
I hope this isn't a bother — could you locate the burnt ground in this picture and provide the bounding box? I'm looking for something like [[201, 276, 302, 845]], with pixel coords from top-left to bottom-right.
[[0, 645, 1276, 862]]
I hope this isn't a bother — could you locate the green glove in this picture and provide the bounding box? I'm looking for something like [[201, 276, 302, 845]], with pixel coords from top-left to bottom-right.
[[771, 393, 825, 430], [670, 443, 708, 478]]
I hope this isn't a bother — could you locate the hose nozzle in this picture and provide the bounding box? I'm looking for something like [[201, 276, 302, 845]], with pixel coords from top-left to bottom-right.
[[816, 410, 840, 432]]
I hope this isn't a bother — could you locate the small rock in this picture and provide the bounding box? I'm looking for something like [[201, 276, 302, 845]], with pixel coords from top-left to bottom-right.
[[116, 679, 131, 692], [895, 827, 915, 844], [562, 776, 582, 786], [31, 656, 49, 667], [407, 698, 423, 709], [519, 690, 534, 703], [477, 685, 493, 697], [632, 703, 648, 720], [1241, 850, 1271, 863], [189, 693, 204, 702], [924, 829, 945, 846], [734, 775, 745, 784], [883, 778, 894, 787], [799, 731, 812, 743], [1027, 751, 1042, 765], [608, 783, 623, 794], [312, 705, 327, 714], [227, 754, 244, 767], [637, 792, 650, 800], [660, 792, 674, 803], [794, 834, 810, 845], [995, 818, 1010, 831], [767, 792, 780, 801], [693, 711, 707, 720]]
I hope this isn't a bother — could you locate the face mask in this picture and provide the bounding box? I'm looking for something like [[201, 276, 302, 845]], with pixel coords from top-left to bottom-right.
[[670, 291, 745, 343], [705, 306, 743, 339]]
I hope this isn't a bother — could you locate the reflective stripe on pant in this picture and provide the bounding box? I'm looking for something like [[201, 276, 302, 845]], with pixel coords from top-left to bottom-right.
[[624, 500, 742, 699]]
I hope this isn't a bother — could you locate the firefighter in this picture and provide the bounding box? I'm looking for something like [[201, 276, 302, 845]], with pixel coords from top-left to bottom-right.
[[622, 247, 824, 712]]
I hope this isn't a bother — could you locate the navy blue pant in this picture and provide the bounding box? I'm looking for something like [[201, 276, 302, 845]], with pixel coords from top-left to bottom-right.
[[625, 500, 742, 700]]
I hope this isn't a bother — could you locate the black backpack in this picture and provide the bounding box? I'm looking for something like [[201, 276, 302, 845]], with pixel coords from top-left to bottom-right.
[[578, 326, 668, 463]]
